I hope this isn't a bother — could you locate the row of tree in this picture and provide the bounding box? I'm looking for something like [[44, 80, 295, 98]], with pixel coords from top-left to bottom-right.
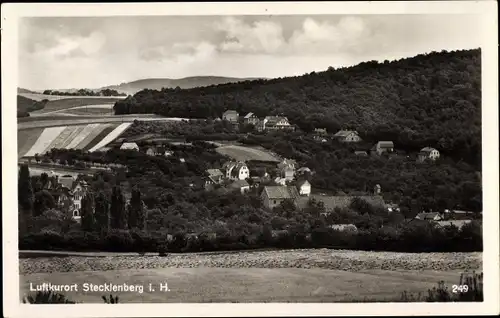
[[42, 89, 126, 96]]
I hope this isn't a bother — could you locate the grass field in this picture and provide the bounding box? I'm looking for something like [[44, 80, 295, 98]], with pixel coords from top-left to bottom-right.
[[31, 98, 122, 114], [216, 145, 281, 162], [19, 93, 126, 102], [19, 268, 466, 303], [17, 128, 44, 159]]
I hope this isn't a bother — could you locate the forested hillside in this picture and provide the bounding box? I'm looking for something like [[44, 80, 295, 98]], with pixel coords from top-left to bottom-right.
[[114, 49, 481, 167]]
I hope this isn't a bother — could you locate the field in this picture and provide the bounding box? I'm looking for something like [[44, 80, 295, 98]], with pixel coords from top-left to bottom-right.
[[19, 249, 482, 303], [215, 145, 281, 162], [30, 104, 115, 117], [16, 123, 134, 157], [19, 93, 127, 102], [30, 98, 121, 114]]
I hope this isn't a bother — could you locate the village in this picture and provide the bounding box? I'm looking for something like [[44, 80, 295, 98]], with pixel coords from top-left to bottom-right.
[[23, 109, 478, 234]]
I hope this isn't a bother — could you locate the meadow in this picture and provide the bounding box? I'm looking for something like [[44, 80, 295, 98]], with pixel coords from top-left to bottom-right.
[[19, 249, 482, 303], [215, 144, 281, 163]]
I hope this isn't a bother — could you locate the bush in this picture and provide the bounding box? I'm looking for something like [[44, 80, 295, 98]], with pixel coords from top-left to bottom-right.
[[158, 245, 169, 257], [104, 230, 134, 252], [23, 291, 76, 304]]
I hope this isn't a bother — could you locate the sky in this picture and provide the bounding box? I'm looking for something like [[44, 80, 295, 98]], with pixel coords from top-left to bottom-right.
[[18, 14, 483, 90]]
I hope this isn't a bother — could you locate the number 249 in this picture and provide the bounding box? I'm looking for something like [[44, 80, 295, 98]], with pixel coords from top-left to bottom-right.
[[452, 285, 469, 293]]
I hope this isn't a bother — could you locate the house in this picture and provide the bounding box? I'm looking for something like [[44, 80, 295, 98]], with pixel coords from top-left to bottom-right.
[[204, 169, 224, 189], [280, 166, 295, 181], [229, 179, 250, 194], [261, 186, 299, 210], [120, 142, 139, 151], [180, 158, 186, 163], [223, 161, 249, 180], [333, 130, 362, 142], [222, 110, 239, 123], [314, 128, 328, 135], [313, 136, 328, 143], [51, 177, 90, 221], [354, 150, 368, 156], [278, 158, 297, 170], [372, 141, 394, 155], [415, 212, 444, 221], [329, 224, 358, 233], [145, 146, 159, 156], [243, 112, 260, 125], [418, 147, 440, 162], [386, 202, 401, 213], [261, 116, 293, 131], [297, 180, 311, 196]]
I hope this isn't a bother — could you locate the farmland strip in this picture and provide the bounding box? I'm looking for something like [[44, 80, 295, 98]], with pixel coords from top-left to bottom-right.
[[88, 122, 132, 152], [65, 124, 99, 149], [60, 125, 85, 148], [83, 126, 116, 152], [75, 124, 111, 150], [17, 128, 44, 159], [24, 126, 67, 157], [45, 126, 79, 151]]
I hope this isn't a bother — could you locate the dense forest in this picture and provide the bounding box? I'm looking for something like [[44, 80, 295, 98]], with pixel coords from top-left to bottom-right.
[[114, 49, 481, 167]]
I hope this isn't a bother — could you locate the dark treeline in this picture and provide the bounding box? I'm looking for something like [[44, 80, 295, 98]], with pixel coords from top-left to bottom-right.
[[42, 88, 126, 97], [17, 96, 48, 117], [114, 49, 481, 167]]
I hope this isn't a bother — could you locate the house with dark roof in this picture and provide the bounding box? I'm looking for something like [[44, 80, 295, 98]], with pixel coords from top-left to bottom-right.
[[435, 220, 473, 230], [330, 224, 358, 233], [243, 112, 260, 125], [261, 186, 299, 209], [333, 130, 362, 142], [418, 147, 440, 162], [296, 167, 312, 175], [314, 128, 328, 135], [372, 141, 394, 156], [204, 169, 224, 189], [222, 110, 239, 123], [354, 150, 368, 156]]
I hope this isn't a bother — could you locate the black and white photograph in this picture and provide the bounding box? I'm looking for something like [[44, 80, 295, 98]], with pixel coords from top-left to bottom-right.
[[2, 1, 499, 317]]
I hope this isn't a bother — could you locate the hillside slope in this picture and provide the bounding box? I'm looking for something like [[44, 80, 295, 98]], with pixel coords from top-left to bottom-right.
[[114, 49, 481, 167], [102, 76, 263, 94]]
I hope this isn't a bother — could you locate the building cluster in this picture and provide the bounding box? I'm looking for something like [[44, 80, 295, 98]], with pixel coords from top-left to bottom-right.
[[43, 174, 90, 221], [409, 210, 479, 229], [221, 110, 295, 132]]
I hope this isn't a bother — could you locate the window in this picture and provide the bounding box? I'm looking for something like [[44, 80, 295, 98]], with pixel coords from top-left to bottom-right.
[[273, 200, 277, 204], [73, 210, 79, 217]]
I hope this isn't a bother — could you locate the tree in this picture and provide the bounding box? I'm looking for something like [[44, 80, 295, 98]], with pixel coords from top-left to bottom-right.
[[18, 164, 34, 218], [94, 192, 110, 235], [110, 187, 127, 229], [33, 190, 56, 217], [127, 189, 145, 230], [80, 192, 95, 232]]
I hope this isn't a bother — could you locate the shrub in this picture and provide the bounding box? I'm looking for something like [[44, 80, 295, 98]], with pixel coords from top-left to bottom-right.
[[104, 229, 134, 252], [158, 245, 169, 257], [23, 291, 76, 304], [102, 294, 119, 304]]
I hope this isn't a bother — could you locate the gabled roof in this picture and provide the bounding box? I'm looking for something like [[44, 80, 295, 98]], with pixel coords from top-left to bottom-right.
[[416, 212, 441, 220], [330, 224, 358, 232], [244, 112, 256, 119], [334, 130, 358, 137], [421, 147, 437, 153], [231, 179, 250, 188], [263, 186, 299, 200], [377, 141, 394, 148], [230, 162, 248, 177], [223, 110, 238, 116], [120, 142, 138, 149], [296, 195, 386, 211], [265, 116, 289, 125], [297, 167, 311, 173], [206, 169, 223, 177], [354, 151, 368, 155]]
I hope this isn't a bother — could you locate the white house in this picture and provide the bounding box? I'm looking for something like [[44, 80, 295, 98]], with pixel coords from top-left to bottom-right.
[[372, 141, 394, 155], [120, 142, 139, 151], [261, 116, 293, 131], [418, 147, 440, 162], [223, 161, 249, 181], [297, 180, 311, 196], [333, 130, 362, 142]]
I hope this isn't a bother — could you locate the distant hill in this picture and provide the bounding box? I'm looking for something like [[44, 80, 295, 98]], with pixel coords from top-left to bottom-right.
[[100, 76, 264, 95], [114, 49, 481, 167], [17, 88, 38, 94], [17, 95, 48, 117]]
